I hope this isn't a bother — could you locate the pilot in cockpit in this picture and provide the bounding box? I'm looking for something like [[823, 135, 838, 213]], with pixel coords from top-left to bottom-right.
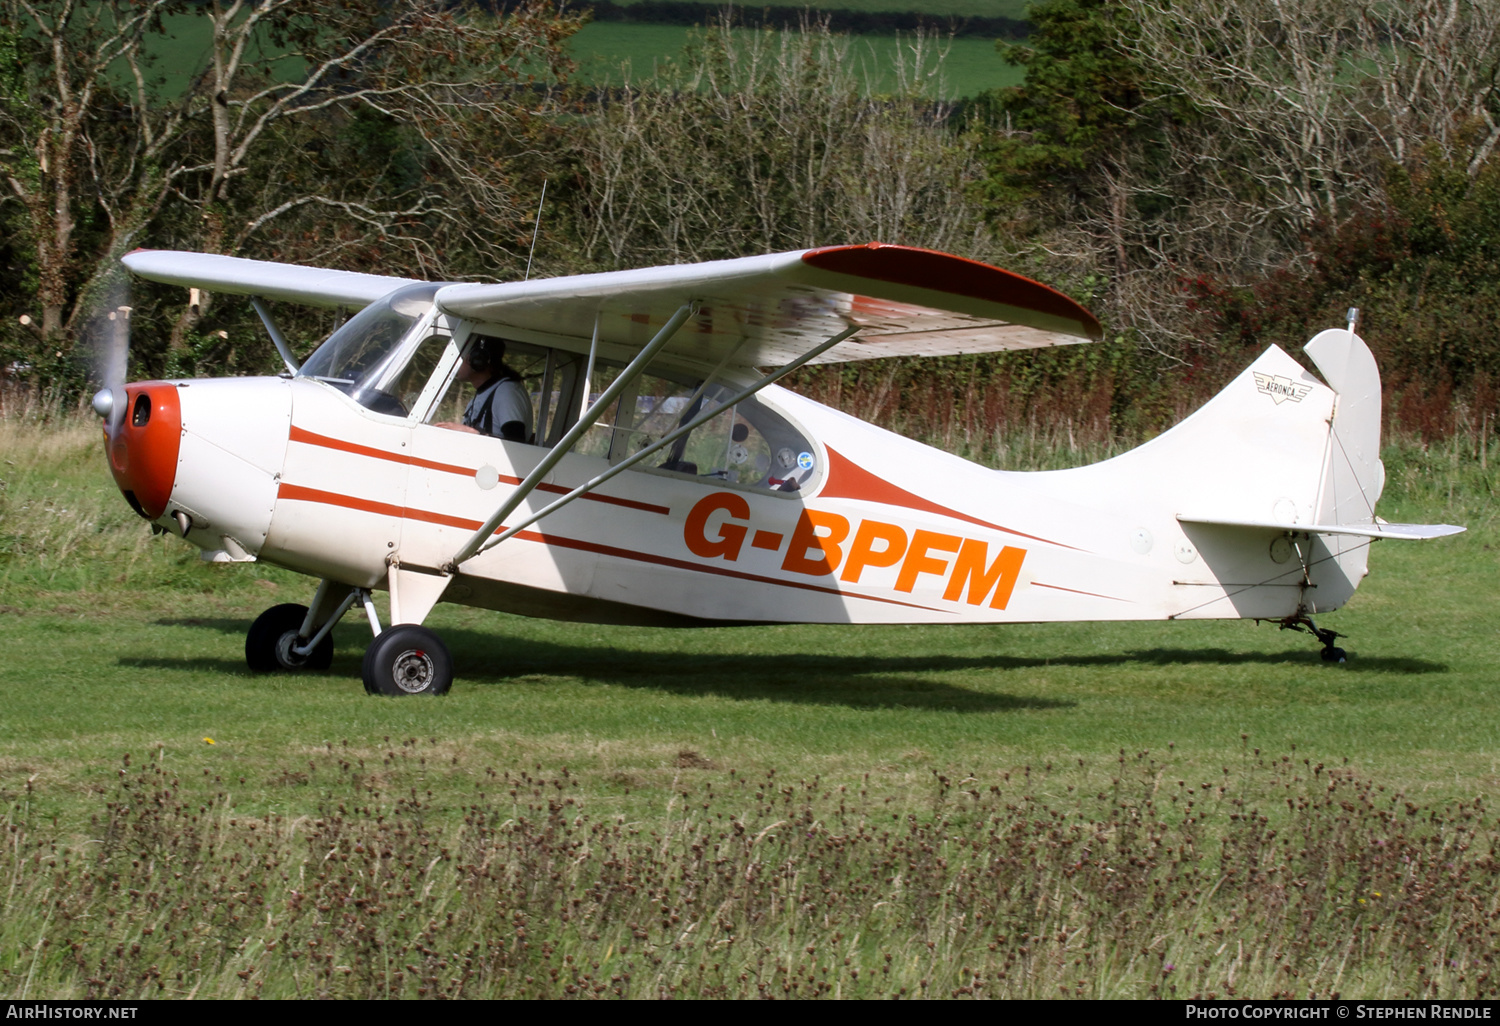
[[435, 336, 533, 443]]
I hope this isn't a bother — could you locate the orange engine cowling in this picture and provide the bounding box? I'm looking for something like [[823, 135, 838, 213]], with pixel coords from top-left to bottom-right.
[[103, 382, 181, 520]]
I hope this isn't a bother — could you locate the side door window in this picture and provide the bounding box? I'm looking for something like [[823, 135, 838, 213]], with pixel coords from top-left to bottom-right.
[[413, 337, 821, 493], [426, 337, 551, 444], [568, 360, 818, 493]]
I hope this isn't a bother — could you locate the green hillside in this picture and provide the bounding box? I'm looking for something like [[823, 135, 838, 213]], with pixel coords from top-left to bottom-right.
[[606, 0, 1031, 14], [571, 23, 1023, 96], [118, 11, 307, 99], [127, 9, 1022, 102]]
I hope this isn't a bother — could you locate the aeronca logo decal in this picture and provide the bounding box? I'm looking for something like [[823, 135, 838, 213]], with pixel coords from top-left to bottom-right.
[[683, 492, 1027, 609], [1252, 372, 1313, 405]]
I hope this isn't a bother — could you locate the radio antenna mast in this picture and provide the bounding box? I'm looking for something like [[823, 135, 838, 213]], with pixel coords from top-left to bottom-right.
[[525, 179, 548, 282]]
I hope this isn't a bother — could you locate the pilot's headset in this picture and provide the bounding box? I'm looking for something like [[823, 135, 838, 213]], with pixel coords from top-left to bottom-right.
[[466, 336, 506, 376]]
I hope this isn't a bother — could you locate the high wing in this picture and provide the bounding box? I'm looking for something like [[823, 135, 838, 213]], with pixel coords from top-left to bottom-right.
[[122, 250, 422, 309], [435, 243, 1102, 369], [122, 243, 1102, 369]]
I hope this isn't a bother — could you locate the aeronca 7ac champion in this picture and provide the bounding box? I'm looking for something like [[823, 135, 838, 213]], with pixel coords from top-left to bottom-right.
[[97, 243, 1462, 695]]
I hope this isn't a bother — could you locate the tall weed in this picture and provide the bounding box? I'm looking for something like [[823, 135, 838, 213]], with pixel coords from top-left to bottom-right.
[[1, 745, 1495, 999]]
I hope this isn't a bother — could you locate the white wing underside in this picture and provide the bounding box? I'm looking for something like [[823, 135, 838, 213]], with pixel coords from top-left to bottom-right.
[[123, 244, 1102, 370], [122, 250, 422, 309]]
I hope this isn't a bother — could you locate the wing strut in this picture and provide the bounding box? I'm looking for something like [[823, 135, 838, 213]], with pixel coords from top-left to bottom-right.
[[447, 302, 699, 570], [453, 322, 861, 569], [250, 297, 301, 375]]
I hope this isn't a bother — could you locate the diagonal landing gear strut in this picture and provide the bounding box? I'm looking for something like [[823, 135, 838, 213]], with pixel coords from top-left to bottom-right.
[[1278, 614, 1347, 664]]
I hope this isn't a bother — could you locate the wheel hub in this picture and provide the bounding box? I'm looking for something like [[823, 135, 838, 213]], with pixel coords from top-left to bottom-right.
[[392, 648, 435, 693], [274, 630, 309, 669]]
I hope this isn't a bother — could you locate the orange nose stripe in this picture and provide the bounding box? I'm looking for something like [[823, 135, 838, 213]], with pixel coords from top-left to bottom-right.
[[105, 382, 181, 520]]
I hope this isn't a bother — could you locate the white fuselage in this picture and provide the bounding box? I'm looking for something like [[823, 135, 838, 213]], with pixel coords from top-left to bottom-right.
[[160, 336, 1365, 628]]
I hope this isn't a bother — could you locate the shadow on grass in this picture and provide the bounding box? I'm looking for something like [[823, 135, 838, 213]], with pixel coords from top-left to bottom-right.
[[142, 620, 1447, 711], [1110, 647, 1447, 674], [146, 620, 1066, 711], [123, 653, 1072, 712]]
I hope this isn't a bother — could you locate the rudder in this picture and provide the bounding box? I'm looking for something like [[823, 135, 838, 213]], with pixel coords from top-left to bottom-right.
[[1303, 328, 1384, 605]]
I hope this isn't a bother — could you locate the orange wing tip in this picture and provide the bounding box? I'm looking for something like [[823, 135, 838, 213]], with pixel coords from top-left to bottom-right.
[[800, 243, 1103, 340]]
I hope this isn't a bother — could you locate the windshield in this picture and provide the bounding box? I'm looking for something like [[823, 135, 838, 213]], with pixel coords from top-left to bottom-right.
[[298, 283, 442, 415]]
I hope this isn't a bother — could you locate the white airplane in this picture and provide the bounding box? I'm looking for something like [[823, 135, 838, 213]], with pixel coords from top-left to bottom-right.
[[98, 243, 1462, 695]]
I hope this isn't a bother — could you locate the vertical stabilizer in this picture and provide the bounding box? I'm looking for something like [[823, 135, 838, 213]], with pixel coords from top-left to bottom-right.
[[1303, 328, 1384, 604], [1305, 328, 1385, 526]]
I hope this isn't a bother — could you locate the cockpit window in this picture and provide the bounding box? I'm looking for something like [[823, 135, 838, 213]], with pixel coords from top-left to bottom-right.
[[653, 386, 818, 493], [416, 330, 819, 492], [298, 283, 444, 416], [573, 360, 818, 493], [427, 338, 551, 441]]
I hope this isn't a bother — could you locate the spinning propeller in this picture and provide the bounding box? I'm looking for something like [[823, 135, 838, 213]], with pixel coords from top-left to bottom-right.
[[89, 281, 187, 532], [89, 278, 131, 438]]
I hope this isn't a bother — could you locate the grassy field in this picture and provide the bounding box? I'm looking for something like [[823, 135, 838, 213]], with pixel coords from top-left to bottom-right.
[[1, 400, 1497, 998]]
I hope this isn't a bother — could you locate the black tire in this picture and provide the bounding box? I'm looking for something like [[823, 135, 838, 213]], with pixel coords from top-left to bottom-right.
[[362, 625, 452, 696], [1321, 646, 1348, 664], [246, 603, 334, 673]]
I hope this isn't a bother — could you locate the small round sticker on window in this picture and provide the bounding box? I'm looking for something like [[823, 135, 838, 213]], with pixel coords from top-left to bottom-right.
[[797, 451, 815, 471]]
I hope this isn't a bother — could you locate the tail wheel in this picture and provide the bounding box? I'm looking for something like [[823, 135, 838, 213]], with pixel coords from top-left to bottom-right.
[[362, 625, 453, 696], [246, 603, 334, 672]]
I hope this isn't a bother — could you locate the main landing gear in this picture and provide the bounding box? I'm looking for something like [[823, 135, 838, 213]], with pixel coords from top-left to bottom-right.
[[245, 581, 453, 695], [1278, 614, 1348, 664], [362, 624, 452, 696]]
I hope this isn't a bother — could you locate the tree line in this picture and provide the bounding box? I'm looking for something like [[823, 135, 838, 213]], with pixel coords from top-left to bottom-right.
[[2, 0, 1497, 444]]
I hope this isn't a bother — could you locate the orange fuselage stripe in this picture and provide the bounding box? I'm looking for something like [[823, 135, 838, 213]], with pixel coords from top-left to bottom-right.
[[820, 445, 1081, 551], [274, 482, 943, 613], [1031, 581, 1127, 602], [287, 425, 670, 516]]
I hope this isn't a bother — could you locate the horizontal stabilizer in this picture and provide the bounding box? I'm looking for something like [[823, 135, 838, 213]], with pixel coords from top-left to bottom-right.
[[1178, 515, 1465, 541]]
